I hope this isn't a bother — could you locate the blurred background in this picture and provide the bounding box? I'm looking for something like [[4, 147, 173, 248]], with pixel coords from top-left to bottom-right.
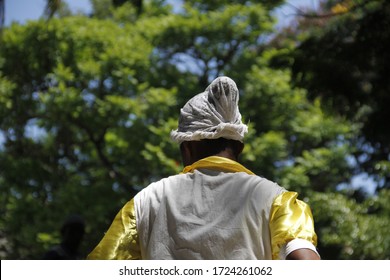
[[0, 0, 389, 260]]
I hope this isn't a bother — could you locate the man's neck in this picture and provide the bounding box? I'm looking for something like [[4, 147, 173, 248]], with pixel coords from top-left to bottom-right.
[[213, 151, 238, 162]]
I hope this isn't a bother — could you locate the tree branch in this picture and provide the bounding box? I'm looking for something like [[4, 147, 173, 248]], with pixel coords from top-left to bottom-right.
[[68, 114, 138, 197]]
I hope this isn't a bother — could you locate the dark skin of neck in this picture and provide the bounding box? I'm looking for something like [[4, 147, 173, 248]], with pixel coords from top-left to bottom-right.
[[180, 141, 244, 166], [180, 140, 320, 260], [180, 142, 240, 166]]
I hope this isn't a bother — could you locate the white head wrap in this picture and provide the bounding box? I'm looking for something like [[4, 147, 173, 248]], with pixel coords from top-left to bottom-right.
[[170, 76, 248, 143]]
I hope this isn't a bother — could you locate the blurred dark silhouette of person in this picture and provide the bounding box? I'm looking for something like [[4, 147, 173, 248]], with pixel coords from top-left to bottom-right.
[[43, 214, 85, 260]]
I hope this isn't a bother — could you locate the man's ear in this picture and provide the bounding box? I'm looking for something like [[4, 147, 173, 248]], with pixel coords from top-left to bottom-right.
[[238, 142, 244, 155], [180, 142, 192, 166], [234, 141, 244, 158]]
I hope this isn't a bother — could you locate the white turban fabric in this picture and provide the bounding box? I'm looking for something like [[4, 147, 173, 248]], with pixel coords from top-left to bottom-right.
[[170, 76, 248, 143]]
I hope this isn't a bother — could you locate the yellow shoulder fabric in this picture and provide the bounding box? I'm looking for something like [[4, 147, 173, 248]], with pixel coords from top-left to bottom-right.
[[87, 198, 141, 260], [269, 191, 318, 260]]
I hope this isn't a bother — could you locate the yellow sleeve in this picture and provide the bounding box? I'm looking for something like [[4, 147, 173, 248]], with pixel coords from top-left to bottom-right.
[[87, 198, 141, 260], [269, 191, 318, 260]]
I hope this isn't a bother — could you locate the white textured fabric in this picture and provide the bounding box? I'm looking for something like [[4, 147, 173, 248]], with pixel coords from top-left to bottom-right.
[[279, 238, 319, 260], [134, 169, 285, 260], [170, 76, 248, 143]]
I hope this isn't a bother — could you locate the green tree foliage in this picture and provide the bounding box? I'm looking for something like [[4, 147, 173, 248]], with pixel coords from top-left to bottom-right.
[[0, 15, 179, 259], [273, 0, 390, 258], [0, 0, 388, 259], [241, 56, 354, 194], [310, 189, 390, 259], [291, 0, 390, 190], [0, 0, 4, 29]]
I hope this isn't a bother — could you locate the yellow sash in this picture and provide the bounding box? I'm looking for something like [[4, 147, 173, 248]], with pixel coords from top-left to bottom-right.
[[182, 156, 254, 175]]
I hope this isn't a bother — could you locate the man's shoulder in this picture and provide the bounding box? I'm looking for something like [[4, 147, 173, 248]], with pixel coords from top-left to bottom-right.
[[134, 173, 186, 197], [234, 171, 283, 187], [148, 173, 187, 187], [228, 172, 286, 200]]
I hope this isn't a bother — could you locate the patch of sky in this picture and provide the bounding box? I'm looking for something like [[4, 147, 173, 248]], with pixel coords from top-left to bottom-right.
[[0, 131, 5, 150], [123, 113, 137, 128], [272, 0, 320, 30], [112, 182, 120, 192], [171, 53, 204, 76], [24, 118, 48, 142], [81, 89, 96, 107], [337, 172, 379, 196]]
